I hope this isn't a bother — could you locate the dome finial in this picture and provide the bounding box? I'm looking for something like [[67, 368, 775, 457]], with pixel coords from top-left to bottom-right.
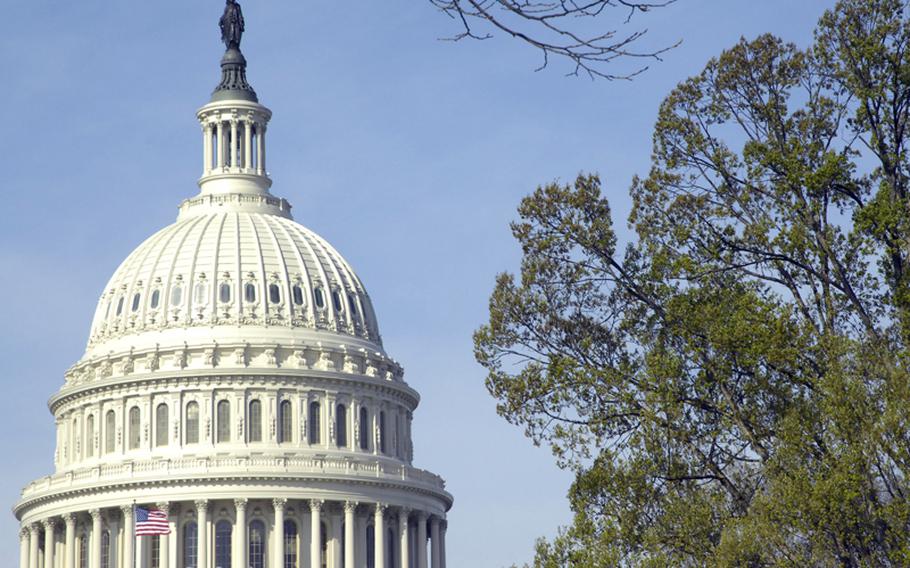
[[212, 0, 257, 102]]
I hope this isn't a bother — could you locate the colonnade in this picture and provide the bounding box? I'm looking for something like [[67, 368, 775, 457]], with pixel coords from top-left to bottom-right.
[[19, 498, 447, 568], [202, 115, 266, 176]]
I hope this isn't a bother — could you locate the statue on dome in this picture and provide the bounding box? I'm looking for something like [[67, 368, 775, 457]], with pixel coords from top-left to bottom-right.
[[220, 0, 245, 49]]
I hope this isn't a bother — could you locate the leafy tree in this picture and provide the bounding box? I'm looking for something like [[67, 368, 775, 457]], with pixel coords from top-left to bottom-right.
[[427, 1, 680, 79], [475, 1, 910, 565]]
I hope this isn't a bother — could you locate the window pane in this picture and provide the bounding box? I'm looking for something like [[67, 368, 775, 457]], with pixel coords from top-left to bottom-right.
[[215, 521, 232, 568], [269, 283, 281, 304], [284, 521, 298, 568], [249, 400, 262, 443], [336, 404, 347, 448], [101, 531, 110, 568], [194, 282, 208, 304], [186, 402, 199, 445], [359, 407, 369, 450], [348, 294, 358, 316], [116, 297, 124, 316], [150, 289, 160, 309], [249, 520, 265, 568], [171, 285, 183, 306], [184, 522, 198, 568], [292, 285, 304, 306], [86, 415, 95, 458], [308, 402, 321, 445], [129, 407, 141, 450], [379, 411, 386, 454], [132, 293, 141, 312], [332, 291, 343, 312], [279, 400, 292, 444], [217, 400, 231, 443], [219, 283, 232, 303], [105, 410, 116, 453], [244, 283, 257, 303], [314, 288, 324, 309], [156, 404, 169, 447]]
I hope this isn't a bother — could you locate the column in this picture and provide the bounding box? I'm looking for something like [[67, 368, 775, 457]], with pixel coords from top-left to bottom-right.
[[272, 499, 286, 568], [309, 500, 322, 568], [343, 502, 356, 568], [429, 517, 441, 568], [156, 503, 170, 568], [19, 527, 29, 568], [202, 123, 211, 174], [196, 501, 208, 568], [234, 499, 247, 568], [415, 512, 427, 568], [398, 510, 409, 568], [216, 121, 225, 169], [64, 514, 76, 568], [89, 510, 102, 568], [374, 504, 386, 568], [229, 120, 238, 169], [43, 519, 56, 568], [257, 126, 266, 175], [120, 506, 133, 568], [244, 120, 253, 171], [29, 524, 40, 568], [440, 521, 447, 568]]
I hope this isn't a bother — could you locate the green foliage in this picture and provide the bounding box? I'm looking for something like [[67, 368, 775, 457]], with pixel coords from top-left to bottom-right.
[[476, 1, 910, 565]]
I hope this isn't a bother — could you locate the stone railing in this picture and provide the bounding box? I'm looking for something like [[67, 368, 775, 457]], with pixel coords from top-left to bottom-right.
[[20, 455, 447, 500]]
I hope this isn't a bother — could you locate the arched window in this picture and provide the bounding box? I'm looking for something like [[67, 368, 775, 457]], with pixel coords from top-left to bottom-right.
[[105, 410, 116, 454], [215, 520, 232, 568], [219, 283, 232, 304], [101, 530, 111, 568], [183, 522, 198, 568], [292, 285, 304, 306], [366, 526, 375, 568], [78, 533, 88, 568], [359, 407, 369, 450], [379, 411, 387, 454], [150, 289, 160, 309], [308, 401, 321, 445], [336, 404, 347, 448], [72, 417, 78, 462], [155, 403, 169, 447], [217, 400, 231, 443], [186, 402, 199, 445], [131, 293, 141, 312], [249, 400, 262, 443], [284, 520, 298, 568], [86, 415, 95, 457], [279, 400, 292, 444], [249, 520, 266, 568], [129, 406, 141, 450]]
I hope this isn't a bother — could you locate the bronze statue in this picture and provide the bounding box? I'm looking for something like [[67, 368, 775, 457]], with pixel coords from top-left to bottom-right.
[[220, 0, 245, 49]]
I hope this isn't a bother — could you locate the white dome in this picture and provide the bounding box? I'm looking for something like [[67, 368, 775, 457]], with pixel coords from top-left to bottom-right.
[[86, 205, 382, 359]]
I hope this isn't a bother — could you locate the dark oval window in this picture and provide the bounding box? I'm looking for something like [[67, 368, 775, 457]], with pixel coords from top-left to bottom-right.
[[219, 283, 232, 303], [348, 294, 357, 315], [150, 290, 160, 309], [244, 283, 257, 303], [269, 283, 281, 304], [292, 285, 304, 306], [332, 291, 343, 312], [314, 288, 325, 309], [171, 285, 183, 306], [115, 297, 124, 316], [131, 293, 141, 312]]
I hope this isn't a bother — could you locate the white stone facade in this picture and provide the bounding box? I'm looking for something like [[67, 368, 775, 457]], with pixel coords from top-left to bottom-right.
[[15, 10, 452, 568]]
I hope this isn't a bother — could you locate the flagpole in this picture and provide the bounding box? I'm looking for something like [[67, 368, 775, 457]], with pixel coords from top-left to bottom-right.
[[132, 501, 137, 568]]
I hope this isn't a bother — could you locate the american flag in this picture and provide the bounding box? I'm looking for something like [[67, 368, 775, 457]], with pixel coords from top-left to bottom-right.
[[135, 507, 170, 536]]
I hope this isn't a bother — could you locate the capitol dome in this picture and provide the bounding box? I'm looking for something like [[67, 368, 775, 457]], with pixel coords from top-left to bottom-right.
[[15, 4, 452, 568]]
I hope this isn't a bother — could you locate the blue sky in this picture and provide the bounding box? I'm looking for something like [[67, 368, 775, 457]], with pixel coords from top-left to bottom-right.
[[1, 1, 833, 566]]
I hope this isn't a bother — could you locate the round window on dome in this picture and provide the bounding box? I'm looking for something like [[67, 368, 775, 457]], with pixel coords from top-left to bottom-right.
[[268, 283, 281, 304], [219, 283, 232, 304], [332, 291, 343, 312], [292, 285, 305, 306], [170, 285, 183, 307], [314, 287, 325, 309], [150, 290, 160, 309]]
